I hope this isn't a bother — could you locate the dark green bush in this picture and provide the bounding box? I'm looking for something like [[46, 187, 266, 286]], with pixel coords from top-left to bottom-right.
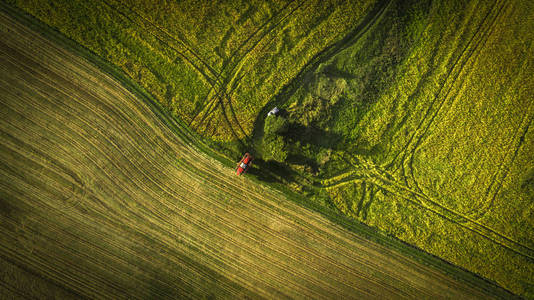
[[264, 115, 289, 136], [263, 135, 288, 162]]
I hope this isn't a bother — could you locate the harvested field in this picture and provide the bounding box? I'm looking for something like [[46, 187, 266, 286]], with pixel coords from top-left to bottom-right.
[[0, 9, 510, 299]]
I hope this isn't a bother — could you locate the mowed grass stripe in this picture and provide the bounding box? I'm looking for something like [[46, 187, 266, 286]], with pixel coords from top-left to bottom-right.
[[0, 9, 504, 299]]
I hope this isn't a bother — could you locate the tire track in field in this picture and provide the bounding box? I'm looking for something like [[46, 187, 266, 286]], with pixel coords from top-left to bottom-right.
[[106, 1, 220, 78], [391, 0, 506, 214], [100, 0, 229, 128], [187, 0, 301, 132], [188, 0, 300, 128], [193, 0, 308, 141], [465, 33, 534, 220], [470, 111, 534, 220], [252, 0, 393, 141], [320, 154, 534, 260], [401, 0, 530, 222], [216, 0, 309, 139], [174, 17, 296, 139], [98, 0, 226, 126], [0, 9, 506, 299], [385, 0, 505, 176], [390, 0, 505, 181], [404, 0, 508, 195], [99, 0, 218, 85]]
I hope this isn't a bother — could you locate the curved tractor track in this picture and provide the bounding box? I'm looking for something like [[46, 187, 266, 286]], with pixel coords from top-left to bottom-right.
[[102, 0, 306, 142], [0, 9, 507, 299]]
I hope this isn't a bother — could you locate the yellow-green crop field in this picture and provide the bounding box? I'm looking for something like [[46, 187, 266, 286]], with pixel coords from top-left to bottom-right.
[[2, 0, 533, 297], [5, 0, 375, 141]]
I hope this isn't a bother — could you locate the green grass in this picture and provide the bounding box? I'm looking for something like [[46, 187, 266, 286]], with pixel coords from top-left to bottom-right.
[[5, 0, 376, 141], [4, 0, 533, 297]]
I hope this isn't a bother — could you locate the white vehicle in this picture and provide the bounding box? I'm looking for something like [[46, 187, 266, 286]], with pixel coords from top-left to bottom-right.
[[267, 107, 280, 117]]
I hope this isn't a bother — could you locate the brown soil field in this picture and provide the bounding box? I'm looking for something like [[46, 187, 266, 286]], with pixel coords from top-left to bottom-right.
[[0, 10, 506, 299]]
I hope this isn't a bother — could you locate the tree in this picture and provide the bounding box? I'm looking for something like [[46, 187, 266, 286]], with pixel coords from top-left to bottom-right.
[[262, 115, 289, 162], [264, 115, 289, 136], [263, 135, 288, 162]]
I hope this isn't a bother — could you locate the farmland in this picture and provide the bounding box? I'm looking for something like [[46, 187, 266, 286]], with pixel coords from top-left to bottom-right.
[[2, 0, 533, 298], [0, 7, 514, 298]]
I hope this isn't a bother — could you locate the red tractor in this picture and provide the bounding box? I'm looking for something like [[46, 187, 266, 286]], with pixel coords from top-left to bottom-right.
[[236, 153, 253, 175]]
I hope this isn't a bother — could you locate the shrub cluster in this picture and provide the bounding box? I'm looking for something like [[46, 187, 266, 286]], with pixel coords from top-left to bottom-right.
[[263, 115, 289, 162]]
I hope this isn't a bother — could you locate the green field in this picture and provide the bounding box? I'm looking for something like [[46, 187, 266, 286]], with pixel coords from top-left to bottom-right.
[[5, 0, 376, 141], [2, 0, 534, 297]]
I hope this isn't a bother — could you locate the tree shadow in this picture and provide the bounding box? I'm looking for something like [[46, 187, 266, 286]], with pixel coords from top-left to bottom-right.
[[247, 108, 344, 183], [286, 153, 319, 174], [247, 158, 300, 184], [285, 122, 343, 150], [278, 122, 345, 176], [320, 64, 357, 80]]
